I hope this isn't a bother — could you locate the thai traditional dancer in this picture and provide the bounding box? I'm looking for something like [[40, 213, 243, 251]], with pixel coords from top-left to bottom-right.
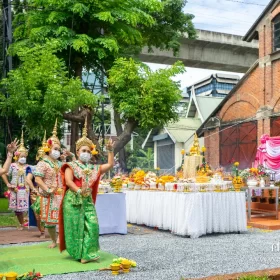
[[0, 139, 19, 176], [59, 117, 114, 263], [34, 120, 63, 248], [2, 132, 30, 230], [27, 132, 47, 238]]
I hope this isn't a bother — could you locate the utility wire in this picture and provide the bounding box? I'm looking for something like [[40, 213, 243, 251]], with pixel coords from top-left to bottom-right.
[[187, 1, 263, 16], [193, 12, 254, 24], [202, 108, 280, 139], [224, 0, 266, 6]]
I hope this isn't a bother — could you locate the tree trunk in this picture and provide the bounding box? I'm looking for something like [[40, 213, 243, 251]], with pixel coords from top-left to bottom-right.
[[114, 114, 137, 155], [118, 149, 127, 173], [64, 108, 100, 152], [70, 58, 85, 152], [70, 121, 78, 152], [114, 111, 126, 170]]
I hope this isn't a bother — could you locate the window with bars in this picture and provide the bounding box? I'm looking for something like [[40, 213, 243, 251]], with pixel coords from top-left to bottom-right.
[[273, 14, 280, 52], [67, 134, 71, 145]]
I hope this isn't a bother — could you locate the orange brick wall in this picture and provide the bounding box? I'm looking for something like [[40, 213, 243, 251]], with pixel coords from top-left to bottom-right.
[[204, 5, 280, 168], [204, 128, 220, 168]]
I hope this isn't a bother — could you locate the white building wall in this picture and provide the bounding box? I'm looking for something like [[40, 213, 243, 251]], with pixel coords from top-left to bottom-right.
[[154, 141, 158, 169], [175, 142, 184, 171]]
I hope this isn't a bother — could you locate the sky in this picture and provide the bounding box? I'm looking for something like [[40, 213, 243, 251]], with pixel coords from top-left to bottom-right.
[[147, 0, 271, 90]]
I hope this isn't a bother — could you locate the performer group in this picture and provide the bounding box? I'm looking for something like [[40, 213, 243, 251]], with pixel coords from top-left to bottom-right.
[[1, 117, 114, 263]]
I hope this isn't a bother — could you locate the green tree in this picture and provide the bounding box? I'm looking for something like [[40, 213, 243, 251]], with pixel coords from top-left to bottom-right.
[[1, 43, 96, 139], [108, 58, 185, 153], [2, 0, 195, 152], [0, 11, 3, 80], [137, 148, 154, 170]]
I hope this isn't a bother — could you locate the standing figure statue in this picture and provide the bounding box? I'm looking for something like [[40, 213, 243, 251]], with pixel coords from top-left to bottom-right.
[[27, 131, 47, 238]]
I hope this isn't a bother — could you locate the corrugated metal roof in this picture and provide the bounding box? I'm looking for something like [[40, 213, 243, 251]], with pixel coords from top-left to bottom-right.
[[166, 129, 197, 143], [196, 96, 224, 121], [165, 118, 202, 143]]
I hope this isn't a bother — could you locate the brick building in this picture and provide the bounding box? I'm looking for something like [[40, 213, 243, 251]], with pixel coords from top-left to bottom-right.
[[197, 0, 280, 170]]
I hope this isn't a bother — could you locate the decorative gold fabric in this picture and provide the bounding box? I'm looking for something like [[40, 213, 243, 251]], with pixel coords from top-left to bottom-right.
[[63, 189, 100, 261], [183, 155, 203, 179]]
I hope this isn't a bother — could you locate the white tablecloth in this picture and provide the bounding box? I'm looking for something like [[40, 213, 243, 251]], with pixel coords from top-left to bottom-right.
[[126, 191, 247, 238], [95, 193, 127, 235]]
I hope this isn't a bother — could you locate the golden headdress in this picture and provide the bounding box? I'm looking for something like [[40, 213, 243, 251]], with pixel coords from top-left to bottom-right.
[[36, 130, 47, 161], [76, 116, 93, 151], [17, 131, 28, 155], [47, 119, 61, 147]]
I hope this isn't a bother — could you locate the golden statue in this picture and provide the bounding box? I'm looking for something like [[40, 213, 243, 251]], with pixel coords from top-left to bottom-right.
[[189, 133, 201, 156]]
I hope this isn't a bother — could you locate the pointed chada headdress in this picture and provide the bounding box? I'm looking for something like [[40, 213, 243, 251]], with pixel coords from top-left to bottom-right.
[[14, 131, 28, 160], [36, 130, 47, 161], [47, 119, 61, 147], [76, 116, 98, 155], [17, 131, 28, 155]]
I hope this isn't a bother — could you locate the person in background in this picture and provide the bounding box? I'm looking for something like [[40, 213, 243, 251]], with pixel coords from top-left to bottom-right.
[[26, 131, 47, 238], [2, 133, 30, 230], [34, 120, 63, 248]]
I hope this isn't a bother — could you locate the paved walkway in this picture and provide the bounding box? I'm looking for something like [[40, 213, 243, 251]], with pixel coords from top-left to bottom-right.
[[0, 227, 50, 245]]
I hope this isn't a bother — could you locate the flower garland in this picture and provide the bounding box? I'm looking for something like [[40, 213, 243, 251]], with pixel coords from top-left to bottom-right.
[[133, 170, 146, 185], [3, 270, 43, 280], [13, 151, 20, 161], [112, 258, 137, 267], [91, 144, 98, 156], [240, 168, 260, 181], [4, 190, 10, 198], [43, 139, 51, 153], [157, 175, 175, 186]]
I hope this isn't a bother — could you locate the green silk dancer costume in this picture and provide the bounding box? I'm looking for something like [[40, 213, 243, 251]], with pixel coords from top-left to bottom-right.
[[59, 160, 101, 261]]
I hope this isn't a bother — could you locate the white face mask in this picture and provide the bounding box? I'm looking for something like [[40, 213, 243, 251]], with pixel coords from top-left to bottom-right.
[[50, 150, 61, 160], [79, 152, 91, 163], [18, 157, 26, 164]]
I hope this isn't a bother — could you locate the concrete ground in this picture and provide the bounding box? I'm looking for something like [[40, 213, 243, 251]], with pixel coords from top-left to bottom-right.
[[2, 226, 280, 280]]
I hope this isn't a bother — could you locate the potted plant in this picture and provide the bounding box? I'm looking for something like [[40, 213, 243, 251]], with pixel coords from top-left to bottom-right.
[[269, 189, 276, 204], [257, 163, 269, 187], [260, 189, 267, 203], [240, 168, 259, 187], [232, 162, 243, 191], [251, 189, 258, 202]]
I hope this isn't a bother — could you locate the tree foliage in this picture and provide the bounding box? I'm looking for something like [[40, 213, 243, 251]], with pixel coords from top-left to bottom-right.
[[108, 58, 185, 129], [0, 11, 3, 80], [2, 0, 195, 152], [127, 148, 154, 171], [0, 43, 96, 139], [11, 0, 193, 74]]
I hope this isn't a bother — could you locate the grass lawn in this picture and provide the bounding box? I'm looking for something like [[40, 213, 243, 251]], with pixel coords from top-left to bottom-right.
[[0, 198, 18, 227], [0, 213, 18, 227], [0, 198, 11, 212]]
